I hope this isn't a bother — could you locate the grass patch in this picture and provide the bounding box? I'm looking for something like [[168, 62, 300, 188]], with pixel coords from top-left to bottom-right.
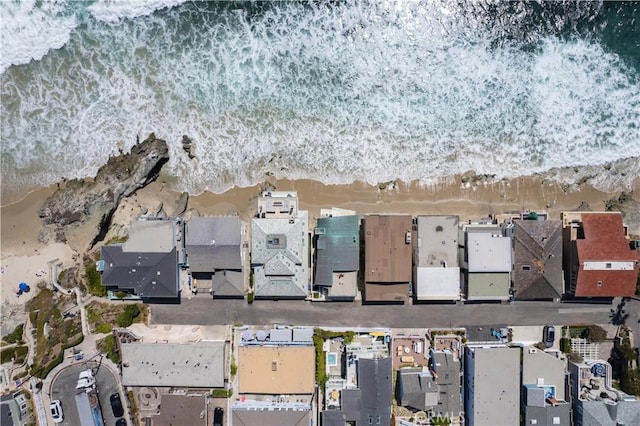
[[2, 323, 24, 344], [230, 354, 237, 378], [84, 256, 106, 297], [211, 388, 232, 398], [86, 301, 147, 331], [105, 235, 128, 245], [95, 323, 113, 334]]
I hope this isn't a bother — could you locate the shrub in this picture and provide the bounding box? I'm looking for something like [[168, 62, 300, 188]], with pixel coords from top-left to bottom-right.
[[582, 325, 607, 343], [3, 324, 24, 344], [116, 304, 141, 327], [560, 338, 571, 354], [99, 335, 119, 364], [84, 260, 107, 297], [14, 346, 28, 364], [1, 348, 15, 363], [114, 291, 129, 299], [247, 292, 254, 304], [95, 324, 112, 334], [32, 349, 64, 379], [568, 352, 583, 363]]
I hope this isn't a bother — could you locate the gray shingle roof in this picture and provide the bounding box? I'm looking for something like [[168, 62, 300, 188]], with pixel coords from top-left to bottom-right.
[[341, 357, 393, 425], [432, 351, 462, 416], [186, 217, 242, 272], [321, 410, 346, 426], [512, 220, 563, 300], [580, 400, 640, 426], [252, 213, 309, 298], [398, 368, 437, 411], [314, 215, 360, 287], [212, 270, 244, 297], [101, 245, 178, 298]]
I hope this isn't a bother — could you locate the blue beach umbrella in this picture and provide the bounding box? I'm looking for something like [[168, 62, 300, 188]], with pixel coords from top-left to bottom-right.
[[19, 282, 29, 292]]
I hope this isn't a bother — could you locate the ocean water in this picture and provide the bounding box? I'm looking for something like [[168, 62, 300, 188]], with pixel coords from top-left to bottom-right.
[[1, 0, 639, 204]]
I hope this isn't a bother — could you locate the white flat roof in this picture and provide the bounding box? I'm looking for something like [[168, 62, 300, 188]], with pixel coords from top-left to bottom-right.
[[121, 342, 225, 388], [467, 232, 511, 272], [416, 267, 460, 300]]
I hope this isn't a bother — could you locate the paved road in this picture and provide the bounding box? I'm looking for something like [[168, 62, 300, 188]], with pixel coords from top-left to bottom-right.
[[151, 298, 621, 328], [50, 360, 121, 426]]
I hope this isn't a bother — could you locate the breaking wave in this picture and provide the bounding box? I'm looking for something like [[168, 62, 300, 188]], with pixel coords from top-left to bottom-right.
[[1, 1, 639, 204]]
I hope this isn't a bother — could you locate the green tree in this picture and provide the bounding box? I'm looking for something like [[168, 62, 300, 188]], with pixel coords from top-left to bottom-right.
[[582, 325, 607, 343]]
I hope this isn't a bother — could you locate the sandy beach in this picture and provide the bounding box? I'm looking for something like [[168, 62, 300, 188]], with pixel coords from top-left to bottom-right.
[[1, 173, 639, 325]]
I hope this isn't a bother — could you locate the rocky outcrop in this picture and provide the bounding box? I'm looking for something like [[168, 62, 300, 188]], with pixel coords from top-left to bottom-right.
[[38, 134, 170, 250], [182, 135, 196, 160]]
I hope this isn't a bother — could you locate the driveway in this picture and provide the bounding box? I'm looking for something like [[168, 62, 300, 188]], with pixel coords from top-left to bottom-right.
[[50, 359, 122, 426]]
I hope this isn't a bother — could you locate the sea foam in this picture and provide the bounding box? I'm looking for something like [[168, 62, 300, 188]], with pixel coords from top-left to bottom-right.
[[0, 0, 77, 73], [1, 1, 639, 203]]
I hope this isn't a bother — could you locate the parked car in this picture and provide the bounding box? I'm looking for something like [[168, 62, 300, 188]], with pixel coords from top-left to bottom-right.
[[50, 400, 63, 423], [543, 325, 556, 348], [116, 419, 127, 426], [110, 393, 124, 418], [213, 407, 224, 426], [76, 369, 96, 389]]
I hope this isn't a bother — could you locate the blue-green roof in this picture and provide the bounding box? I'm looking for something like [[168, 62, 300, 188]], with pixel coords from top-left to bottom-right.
[[314, 215, 360, 287]]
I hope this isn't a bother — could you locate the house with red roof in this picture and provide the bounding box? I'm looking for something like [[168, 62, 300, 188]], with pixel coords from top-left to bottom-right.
[[561, 212, 639, 297]]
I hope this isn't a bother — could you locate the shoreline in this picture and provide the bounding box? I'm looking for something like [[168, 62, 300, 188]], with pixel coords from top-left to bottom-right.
[[1, 171, 638, 329], [2, 154, 639, 209]]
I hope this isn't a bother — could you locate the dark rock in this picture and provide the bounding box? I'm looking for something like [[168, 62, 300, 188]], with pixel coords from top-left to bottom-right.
[[39, 134, 170, 250], [182, 135, 196, 160], [576, 201, 592, 212]]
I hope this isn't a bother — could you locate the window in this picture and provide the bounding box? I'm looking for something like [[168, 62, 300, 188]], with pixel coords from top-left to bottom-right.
[[522, 265, 531, 271], [597, 281, 603, 287]]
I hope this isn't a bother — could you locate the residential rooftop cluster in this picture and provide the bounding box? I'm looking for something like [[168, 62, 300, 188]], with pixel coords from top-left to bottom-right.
[[98, 191, 639, 303], [94, 324, 638, 426]]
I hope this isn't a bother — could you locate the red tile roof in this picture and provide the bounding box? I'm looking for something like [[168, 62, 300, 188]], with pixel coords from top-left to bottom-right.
[[577, 214, 636, 261], [575, 213, 639, 297]]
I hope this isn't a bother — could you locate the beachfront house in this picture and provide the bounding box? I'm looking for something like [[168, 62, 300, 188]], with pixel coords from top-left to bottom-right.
[[251, 191, 309, 299], [364, 215, 413, 303], [98, 219, 182, 301], [313, 214, 360, 301], [561, 212, 639, 298], [185, 216, 245, 298], [511, 219, 563, 301], [460, 221, 512, 302], [413, 215, 461, 302]]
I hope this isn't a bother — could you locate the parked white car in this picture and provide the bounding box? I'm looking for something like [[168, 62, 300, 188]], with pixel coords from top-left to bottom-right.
[[50, 399, 63, 423], [76, 369, 96, 389]]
